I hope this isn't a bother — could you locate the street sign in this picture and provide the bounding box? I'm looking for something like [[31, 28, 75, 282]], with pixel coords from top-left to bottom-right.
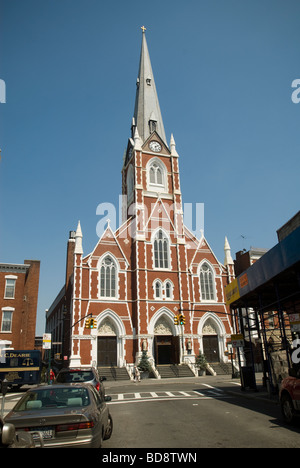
[[231, 334, 244, 348], [42, 333, 52, 350], [225, 278, 240, 305]]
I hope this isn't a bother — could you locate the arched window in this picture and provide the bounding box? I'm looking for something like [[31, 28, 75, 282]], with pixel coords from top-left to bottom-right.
[[149, 163, 163, 185], [199, 262, 216, 301], [155, 281, 162, 299], [153, 230, 170, 269], [148, 159, 166, 192], [100, 256, 117, 298], [165, 281, 172, 299]]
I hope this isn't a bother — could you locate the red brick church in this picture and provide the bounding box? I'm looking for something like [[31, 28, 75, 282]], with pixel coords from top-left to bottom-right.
[[47, 30, 236, 377]]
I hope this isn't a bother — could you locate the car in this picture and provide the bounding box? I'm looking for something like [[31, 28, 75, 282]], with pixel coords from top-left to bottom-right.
[[54, 367, 106, 400], [279, 368, 300, 424], [5, 383, 113, 448]]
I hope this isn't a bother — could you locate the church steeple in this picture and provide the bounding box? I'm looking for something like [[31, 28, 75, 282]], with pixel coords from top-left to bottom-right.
[[132, 27, 167, 145]]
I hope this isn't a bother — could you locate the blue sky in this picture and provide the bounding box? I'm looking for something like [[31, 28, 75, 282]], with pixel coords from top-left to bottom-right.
[[1, 0, 299, 335]]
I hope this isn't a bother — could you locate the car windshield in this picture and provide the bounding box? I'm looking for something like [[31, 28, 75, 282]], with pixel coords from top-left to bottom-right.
[[14, 387, 90, 411], [56, 371, 94, 383]]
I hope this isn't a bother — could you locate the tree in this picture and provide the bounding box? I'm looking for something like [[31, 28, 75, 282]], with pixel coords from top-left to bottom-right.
[[138, 351, 152, 373], [195, 351, 208, 371]]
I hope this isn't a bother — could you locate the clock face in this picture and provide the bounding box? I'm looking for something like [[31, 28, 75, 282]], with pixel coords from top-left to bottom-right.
[[149, 141, 162, 152]]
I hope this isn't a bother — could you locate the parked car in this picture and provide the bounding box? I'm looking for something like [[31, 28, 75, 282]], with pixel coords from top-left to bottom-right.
[[279, 368, 300, 424], [54, 368, 106, 400], [5, 383, 113, 448]]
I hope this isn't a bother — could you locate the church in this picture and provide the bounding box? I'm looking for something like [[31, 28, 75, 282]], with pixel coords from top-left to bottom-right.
[[46, 29, 236, 377]]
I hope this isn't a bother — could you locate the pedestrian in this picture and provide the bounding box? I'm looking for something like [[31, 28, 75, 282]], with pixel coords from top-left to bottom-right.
[[134, 366, 141, 383], [49, 368, 55, 385]]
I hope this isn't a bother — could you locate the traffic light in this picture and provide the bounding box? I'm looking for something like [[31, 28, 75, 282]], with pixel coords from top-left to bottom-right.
[[90, 318, 97, 329], [179, 314, 186, 326], [85, 317, 97, 329], [85, 318, 91, 329], [174, 314, 179, 325]]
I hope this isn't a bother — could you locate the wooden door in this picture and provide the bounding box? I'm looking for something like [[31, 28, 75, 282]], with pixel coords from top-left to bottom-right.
[[97, 336, 117, 367], [203, 335, 220, 362]]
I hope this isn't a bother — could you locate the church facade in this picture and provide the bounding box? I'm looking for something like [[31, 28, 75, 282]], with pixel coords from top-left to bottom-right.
[[47, 30, 236, 375]]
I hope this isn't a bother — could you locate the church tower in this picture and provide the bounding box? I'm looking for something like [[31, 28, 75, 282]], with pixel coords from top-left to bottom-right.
[[47, 29, 235, 376], [120, 28, 189, 366]]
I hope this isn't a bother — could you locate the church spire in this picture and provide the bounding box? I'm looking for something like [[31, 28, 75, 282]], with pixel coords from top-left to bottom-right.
[[133, 27, 167, 145]]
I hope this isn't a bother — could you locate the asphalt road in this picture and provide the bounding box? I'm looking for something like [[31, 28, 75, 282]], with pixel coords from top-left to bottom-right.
[[102, 376, 300, 449]]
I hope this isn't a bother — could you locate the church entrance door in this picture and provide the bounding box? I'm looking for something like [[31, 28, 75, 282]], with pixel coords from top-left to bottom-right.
[[203, 335, 220, 362], [154, 336, 180, 365], [97, 336, 117, 367]]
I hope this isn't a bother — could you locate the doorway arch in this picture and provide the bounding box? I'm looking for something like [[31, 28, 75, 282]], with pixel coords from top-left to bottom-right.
[[198, 312, 226, 363], [96, 310, 126, 367], [149, 308, 180, 365]]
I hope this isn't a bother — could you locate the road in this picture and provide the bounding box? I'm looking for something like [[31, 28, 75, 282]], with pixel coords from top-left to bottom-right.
[[102, 376, 300, 449], [2, 375, 300, 448]]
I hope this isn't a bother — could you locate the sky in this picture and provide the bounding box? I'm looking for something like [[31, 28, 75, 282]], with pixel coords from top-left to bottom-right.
[[0, 0, 299, 336]]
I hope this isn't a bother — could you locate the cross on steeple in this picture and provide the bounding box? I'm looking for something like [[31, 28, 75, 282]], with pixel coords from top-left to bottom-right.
[[141, 25, 147, 33]]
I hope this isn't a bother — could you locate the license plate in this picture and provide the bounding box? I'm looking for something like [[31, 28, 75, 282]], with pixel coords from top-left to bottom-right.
[[31, 427, 54, 440]]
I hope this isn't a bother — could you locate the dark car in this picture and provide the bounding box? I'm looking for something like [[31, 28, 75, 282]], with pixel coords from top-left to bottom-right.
[[5, 383, 113, 448], [279, 368, 300, 424], [54, 368, 106, 400]]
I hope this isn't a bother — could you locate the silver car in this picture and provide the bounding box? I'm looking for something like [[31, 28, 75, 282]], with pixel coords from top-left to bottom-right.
[[54, 368, 106, 401], [5, 383, 113, 448]]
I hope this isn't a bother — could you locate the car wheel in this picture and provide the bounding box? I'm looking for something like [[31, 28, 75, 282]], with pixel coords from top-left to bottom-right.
[[281, 393, 296, 424], [104, 415, 113, 440]]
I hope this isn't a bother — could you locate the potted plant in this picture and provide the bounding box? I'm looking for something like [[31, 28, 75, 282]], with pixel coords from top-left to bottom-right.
[[195, 351, 208, 376], [138, 351, 152, 379]]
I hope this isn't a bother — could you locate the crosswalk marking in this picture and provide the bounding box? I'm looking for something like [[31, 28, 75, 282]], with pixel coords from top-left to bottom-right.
[[202, 383, 223, 393], [108, 385, 232, 404], [192, 390, 205, 397]]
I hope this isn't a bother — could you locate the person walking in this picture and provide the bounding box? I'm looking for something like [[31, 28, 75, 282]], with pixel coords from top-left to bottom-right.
[[134, 366, 141, 383]]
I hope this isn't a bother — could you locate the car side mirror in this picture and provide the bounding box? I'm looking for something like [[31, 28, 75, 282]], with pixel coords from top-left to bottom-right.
[[104, 396, 112, 402], [100, 376, 107, 382], [2, 423, 16, 446]]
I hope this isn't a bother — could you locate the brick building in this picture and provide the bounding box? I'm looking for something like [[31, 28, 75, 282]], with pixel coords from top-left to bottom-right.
[[0, 260, 40, 351], [47, 31, 235, 376]]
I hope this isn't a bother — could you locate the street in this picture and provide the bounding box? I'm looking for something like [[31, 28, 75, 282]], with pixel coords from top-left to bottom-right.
[[2, 375, 300, 448], [103, 376, 300, 449]]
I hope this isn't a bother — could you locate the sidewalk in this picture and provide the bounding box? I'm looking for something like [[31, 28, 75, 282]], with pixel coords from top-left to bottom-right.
[[219, 373, 280, 405]]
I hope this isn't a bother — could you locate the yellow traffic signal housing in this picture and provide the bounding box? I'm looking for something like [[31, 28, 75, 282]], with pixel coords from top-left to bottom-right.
[[179, 314, 186, 326], [90, 318, 97, 329], [85, 317, 97, 329], [174, 314, 179, 325], [85, 318, 91, 329]]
